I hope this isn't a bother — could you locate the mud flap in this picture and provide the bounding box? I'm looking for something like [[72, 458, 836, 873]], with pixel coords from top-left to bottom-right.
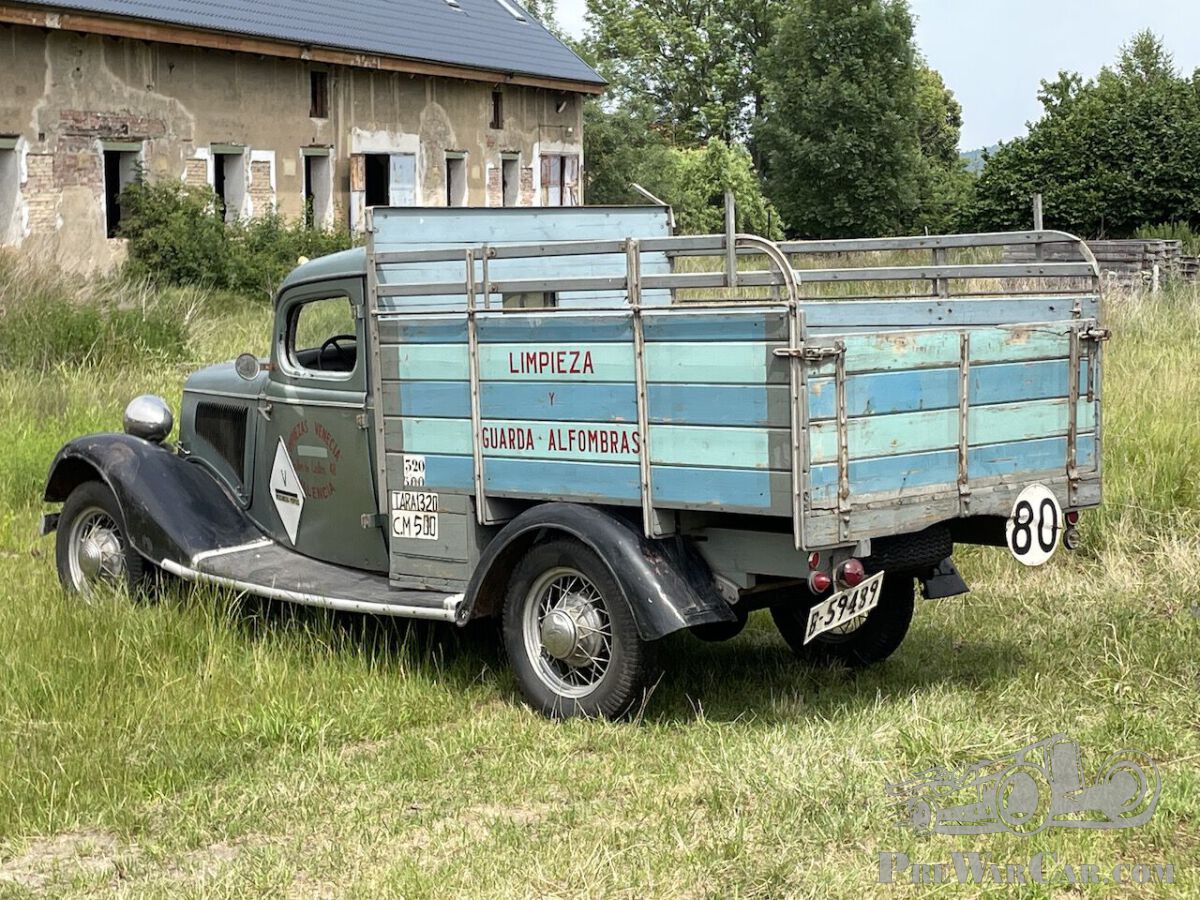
[[920, 557, 970, 600]]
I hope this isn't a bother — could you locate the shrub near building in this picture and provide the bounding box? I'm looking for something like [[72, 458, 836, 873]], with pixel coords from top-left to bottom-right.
[[119, 180, 353, 300]]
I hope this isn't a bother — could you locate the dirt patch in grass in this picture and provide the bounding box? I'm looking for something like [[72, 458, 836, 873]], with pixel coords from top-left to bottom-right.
[[0, 829, 129, 892]]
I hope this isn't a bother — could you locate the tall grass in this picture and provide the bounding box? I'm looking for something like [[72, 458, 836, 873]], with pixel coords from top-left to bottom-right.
[[0, 258, 1194, 895]]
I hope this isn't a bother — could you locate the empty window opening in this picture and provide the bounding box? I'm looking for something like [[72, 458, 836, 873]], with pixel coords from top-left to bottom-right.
[[491, 91, 504, 129], [502, 154, 520, 207], [303, 150, 332, 228], [0, 140, 18, 246], [212, 149, 246, 222], [363, 152, 416, 207], [503, 292, 557, 310], [446, 152, 467, 207], [102, 145, 140, 238], [540, 153, 580, 207], [310, 71, 329, 118]]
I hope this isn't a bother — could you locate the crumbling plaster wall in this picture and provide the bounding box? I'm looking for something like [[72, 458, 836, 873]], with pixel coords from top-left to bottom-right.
[[0, 22, 585, 272]]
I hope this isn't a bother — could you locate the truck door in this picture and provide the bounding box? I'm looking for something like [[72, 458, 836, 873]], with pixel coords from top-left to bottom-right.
[[255, 278, 388, 572]]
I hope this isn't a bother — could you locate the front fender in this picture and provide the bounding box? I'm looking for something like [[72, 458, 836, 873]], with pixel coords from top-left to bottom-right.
[[44, 433, 263, 565], [460, 503, 736, 641]]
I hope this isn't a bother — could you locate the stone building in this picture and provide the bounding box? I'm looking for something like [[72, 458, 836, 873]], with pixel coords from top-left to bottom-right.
[[0, 0, 603, 270]]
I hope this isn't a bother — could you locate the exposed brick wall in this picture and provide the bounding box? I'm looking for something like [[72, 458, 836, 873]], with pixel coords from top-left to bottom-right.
[[184, 158, 208, 187], [58, 110, 165, 139], [53, 135, 102, 189], [486, 164, 502, 207], [24, 155, 58, 235], [519, 166, 535, 206], [248, 160, 274, 216]]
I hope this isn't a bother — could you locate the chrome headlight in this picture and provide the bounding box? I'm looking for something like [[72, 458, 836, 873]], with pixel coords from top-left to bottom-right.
[[123, 394, 174, 443]]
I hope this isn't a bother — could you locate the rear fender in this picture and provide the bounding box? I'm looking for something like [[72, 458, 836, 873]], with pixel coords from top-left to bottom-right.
[[44, 433, 263, 565], [460, 502, 736, 641]]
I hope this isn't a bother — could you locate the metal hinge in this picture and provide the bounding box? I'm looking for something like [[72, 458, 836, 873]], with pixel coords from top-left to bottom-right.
[[361, 513, 387, 529], [355, 413, 370, 430], [773, 342, 846, 361], [1080, 327, 1112, 343]]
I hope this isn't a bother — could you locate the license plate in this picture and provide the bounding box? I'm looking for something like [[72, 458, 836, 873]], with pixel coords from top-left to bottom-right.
[[804, 571, 886, 644]]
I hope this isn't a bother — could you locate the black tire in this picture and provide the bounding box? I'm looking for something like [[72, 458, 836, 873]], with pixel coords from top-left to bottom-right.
[[770, 571, 914, 668], [501, 538, 656, 719], [55, 480, 149, 596]]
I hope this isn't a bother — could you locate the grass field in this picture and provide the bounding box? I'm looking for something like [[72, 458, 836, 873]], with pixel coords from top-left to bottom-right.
[[0, 259, 1197, 897]]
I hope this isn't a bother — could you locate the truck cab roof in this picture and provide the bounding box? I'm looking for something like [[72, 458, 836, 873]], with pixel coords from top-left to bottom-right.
[[279, 247, 368, 296]]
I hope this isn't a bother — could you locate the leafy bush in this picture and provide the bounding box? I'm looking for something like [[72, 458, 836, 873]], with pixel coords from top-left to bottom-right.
[[119, 180, 232, 288], [119, 179, 354, 300], [0, 253, 194, 371]]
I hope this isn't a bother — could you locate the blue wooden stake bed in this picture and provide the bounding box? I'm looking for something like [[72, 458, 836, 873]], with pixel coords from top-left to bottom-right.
[[42, 207, 1107, 718]]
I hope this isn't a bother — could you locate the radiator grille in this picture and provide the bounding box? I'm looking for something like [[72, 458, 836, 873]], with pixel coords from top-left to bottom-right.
[[194, 401, 248, 484]]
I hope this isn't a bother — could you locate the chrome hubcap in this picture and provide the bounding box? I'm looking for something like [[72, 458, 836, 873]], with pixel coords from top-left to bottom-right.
[[68, 506, 125, 594], [523, 567, 613, 698]]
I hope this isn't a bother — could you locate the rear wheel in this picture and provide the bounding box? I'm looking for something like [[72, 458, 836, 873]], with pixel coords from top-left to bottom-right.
[[55, 481, 148, 597], [502, 538, 655, 719], [770, 572, 914, 668]]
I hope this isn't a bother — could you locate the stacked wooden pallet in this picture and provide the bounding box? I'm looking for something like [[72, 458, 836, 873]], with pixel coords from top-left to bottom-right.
[[1004, 239, 1187, 288]]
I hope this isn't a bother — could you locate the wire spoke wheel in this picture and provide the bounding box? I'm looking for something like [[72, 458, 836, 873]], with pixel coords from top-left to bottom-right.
[[522, 566, 613, 699], [503, 537, 656, 719], [65, 505, 127, 595]]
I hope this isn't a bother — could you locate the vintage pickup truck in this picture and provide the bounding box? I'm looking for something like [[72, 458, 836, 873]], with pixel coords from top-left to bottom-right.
[[41, 207, 1107, 718]]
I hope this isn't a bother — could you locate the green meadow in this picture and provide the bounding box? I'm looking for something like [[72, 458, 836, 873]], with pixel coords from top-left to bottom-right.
[[0, 255, 1196, 897]]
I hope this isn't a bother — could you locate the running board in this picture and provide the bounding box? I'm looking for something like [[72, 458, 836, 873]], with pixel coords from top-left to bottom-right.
[[160, 539, 463, 623]]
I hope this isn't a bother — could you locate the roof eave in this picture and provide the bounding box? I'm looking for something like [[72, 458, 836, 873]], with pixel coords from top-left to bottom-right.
[[0, 1, 608, 94]]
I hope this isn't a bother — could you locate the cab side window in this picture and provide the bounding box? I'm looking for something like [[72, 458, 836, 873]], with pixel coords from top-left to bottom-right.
[[288, 295, 357, 374]]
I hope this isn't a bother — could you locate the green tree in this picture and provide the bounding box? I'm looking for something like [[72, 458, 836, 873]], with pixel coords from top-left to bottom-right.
[[758, 0, 927, 237], [585, 0, 781, 145], [583, 108, 782, 237], [971, 31, 1200, 236], [912, 64, 975, 232], [522, 0, 559, 31]]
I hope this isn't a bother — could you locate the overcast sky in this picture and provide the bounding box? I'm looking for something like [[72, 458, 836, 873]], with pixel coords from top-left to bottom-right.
[[555, 0, 1200, 150]]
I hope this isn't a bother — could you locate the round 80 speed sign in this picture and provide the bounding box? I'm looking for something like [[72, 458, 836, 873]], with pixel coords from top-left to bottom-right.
[[1006, 483, 1063, 566]]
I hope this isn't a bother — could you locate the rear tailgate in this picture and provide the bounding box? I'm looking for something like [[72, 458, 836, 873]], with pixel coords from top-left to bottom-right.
[[800, 317, 1105, 547]]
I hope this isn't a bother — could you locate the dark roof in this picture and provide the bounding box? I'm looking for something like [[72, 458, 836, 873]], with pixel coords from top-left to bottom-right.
[[30, 0, 604, 86]]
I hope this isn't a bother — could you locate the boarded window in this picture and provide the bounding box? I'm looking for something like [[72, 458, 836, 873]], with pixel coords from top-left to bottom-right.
[[446, 153, 467, 207], [102, 144, 140, 238], [540, 154, 579, 207], [310, 71, 329, 118], [502, 154, 520, 207]]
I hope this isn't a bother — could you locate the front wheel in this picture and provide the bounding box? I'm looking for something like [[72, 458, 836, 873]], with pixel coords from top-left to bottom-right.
[[502, 538, 656, 719], [770, 572, 914, 668], [55, 481, 148, 597]]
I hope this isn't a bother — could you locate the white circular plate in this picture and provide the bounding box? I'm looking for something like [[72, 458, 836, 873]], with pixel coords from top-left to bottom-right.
[[1005, 483, 1063, 567]]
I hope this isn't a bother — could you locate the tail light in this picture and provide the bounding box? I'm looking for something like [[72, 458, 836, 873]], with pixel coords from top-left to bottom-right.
[[808, 551, 821, 570], [1066, 510, 1080, 526], [837, 559, 866, 588], [808, 571, 832, 594]]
